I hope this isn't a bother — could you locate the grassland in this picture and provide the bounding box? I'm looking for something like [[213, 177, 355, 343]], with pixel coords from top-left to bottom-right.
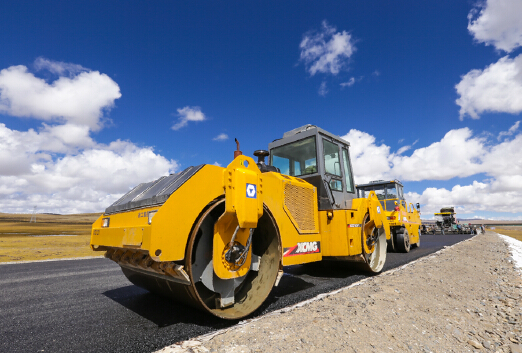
[[0, 213, 102, 263], [1, 213, 521, 264], [490, 226, 522, 242]]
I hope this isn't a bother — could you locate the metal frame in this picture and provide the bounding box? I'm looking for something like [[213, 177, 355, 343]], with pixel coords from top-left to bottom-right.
[[268, 125, 356, 210]]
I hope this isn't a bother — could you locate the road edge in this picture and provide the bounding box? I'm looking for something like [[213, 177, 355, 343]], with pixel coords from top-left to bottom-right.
[[155, 234, 478, 353]]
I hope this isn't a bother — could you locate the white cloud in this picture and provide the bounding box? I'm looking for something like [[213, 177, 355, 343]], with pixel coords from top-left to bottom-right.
[[396, 145, 411, 155], [407, 178, 522, 215], [468, 0, 522, 53], [342, 129, 391, 183], [213, 133, 229, 141], [172, 106, 206, 130], [34, 57, 88, 76], [318, 81, 328, 96], [0, 123, 179, 213], [498, 120, 520, 140], [299, 21, 356, 76], [0, 59, 179, 214], [340, 77, 355, 87], [455, 54, 522, 119], [342, 124, 522, 216], [0, 59, 121, 131]]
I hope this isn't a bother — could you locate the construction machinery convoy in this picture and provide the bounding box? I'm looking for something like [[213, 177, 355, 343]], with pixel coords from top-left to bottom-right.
[[434, 207, 457, 235], [91, 125, 395, 319], [356, 180, 421, 253], [433, 207, 473, 234]]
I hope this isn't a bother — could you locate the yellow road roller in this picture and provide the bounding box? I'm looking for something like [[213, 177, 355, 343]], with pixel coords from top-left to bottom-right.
[[356, 180, 421, 253], [91, 124, 390, 319]]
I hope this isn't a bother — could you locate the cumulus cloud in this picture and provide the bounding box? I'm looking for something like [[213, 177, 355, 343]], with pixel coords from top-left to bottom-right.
[[299, 21, 356, 76], [0, 59, 121, 131], [172, 106, 206, 130], [468, 0, 522, 53], [342, 123, 522, 216], [342, 129, 391, 183], [455, 54, 522, 119], [213, 133, 229, 141], [0, 59, 179, 214], [0, 123, 179, 213]]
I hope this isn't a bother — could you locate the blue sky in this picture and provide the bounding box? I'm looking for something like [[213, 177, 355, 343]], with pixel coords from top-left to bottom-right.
[[1, 0, 522, 219]]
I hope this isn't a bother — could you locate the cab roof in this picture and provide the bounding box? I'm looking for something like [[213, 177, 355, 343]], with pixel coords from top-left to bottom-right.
[[356, 179, 403, 188]]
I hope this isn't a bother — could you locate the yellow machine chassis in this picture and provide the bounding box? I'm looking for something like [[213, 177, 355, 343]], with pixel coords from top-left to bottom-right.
[[91, 156, 391, 319]]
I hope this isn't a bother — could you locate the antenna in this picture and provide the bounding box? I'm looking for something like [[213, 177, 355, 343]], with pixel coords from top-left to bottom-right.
[[30, 206, 37, 223]]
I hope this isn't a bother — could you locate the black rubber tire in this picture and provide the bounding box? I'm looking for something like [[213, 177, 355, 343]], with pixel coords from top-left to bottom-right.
[[387, 237, 395, 253], [395, 228, 411, 253]]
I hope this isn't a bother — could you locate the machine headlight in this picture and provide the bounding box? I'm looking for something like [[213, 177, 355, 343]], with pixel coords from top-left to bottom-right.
[[148, 210, 158, 224], [102, 217, 110, 227]]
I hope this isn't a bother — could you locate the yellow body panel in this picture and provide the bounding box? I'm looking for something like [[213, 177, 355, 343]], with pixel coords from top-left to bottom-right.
[[259, 172, 322, 266], [213, 212, 252, 279], [384, 201, 421, 243], [92, 165, 226, 261], [91, 207, 156, 249], [92, 159, 391, 270], [223, 156, 263, 228]]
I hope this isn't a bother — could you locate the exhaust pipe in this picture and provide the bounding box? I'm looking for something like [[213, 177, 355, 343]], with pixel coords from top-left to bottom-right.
[[234, 138, 242, 159]]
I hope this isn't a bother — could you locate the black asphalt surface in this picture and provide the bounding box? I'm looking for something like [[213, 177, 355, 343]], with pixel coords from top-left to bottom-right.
[[0, 233, 474, 353]]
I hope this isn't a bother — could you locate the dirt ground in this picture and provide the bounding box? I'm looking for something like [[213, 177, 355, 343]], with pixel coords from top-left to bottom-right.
[[0, 213, 101, 262], [159, 233, 522, 353]]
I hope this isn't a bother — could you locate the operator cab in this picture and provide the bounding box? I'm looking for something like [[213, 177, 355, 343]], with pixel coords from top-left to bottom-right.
[[267, 124, 355, 210], [356, 180, 406, 212]]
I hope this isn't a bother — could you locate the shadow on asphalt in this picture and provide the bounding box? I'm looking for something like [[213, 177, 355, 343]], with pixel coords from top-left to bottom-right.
[[103, 285, 236, 328], [103, 233, 474, 327]]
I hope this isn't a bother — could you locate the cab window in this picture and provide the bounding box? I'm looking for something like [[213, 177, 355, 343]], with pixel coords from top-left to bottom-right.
[[271, 136, 317, 177], [323, 139, 342, 176], [397, 185, 404, 200], [386, 185, 398, 199], [342, 148, 354, 193]]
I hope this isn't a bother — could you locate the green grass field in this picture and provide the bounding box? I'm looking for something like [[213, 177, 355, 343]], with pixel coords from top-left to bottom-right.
[[0, 213, 102, 262]]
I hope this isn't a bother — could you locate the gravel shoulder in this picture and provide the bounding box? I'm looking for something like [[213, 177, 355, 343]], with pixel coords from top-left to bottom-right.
[[159, 232, 522, 353]]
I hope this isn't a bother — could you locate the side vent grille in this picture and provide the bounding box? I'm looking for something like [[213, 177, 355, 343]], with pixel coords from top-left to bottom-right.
[[284, 183, 317, 233]]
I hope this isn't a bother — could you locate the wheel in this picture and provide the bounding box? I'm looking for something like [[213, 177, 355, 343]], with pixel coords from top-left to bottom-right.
[[395, 228, 411, 253], [411, 227, 420, 248], [360, 213, 387, 273], [122, 199, 281, 320]]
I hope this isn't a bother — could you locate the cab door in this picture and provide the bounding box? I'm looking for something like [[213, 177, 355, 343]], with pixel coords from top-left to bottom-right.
[[319, 136, 356, 209], [320, 136, 344, 208]]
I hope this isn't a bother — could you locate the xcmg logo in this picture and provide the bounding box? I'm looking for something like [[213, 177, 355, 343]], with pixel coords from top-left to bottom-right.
[[283, 241, 321, 257]]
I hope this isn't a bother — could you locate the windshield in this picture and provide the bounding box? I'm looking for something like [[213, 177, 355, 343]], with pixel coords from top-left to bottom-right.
[[270, 136, 317, 177], [386, 185, 398, 199], [358, 185, 386, 200]]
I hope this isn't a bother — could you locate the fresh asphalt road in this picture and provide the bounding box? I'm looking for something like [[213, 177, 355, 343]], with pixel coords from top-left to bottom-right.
[[0, 233, 474, 353]]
